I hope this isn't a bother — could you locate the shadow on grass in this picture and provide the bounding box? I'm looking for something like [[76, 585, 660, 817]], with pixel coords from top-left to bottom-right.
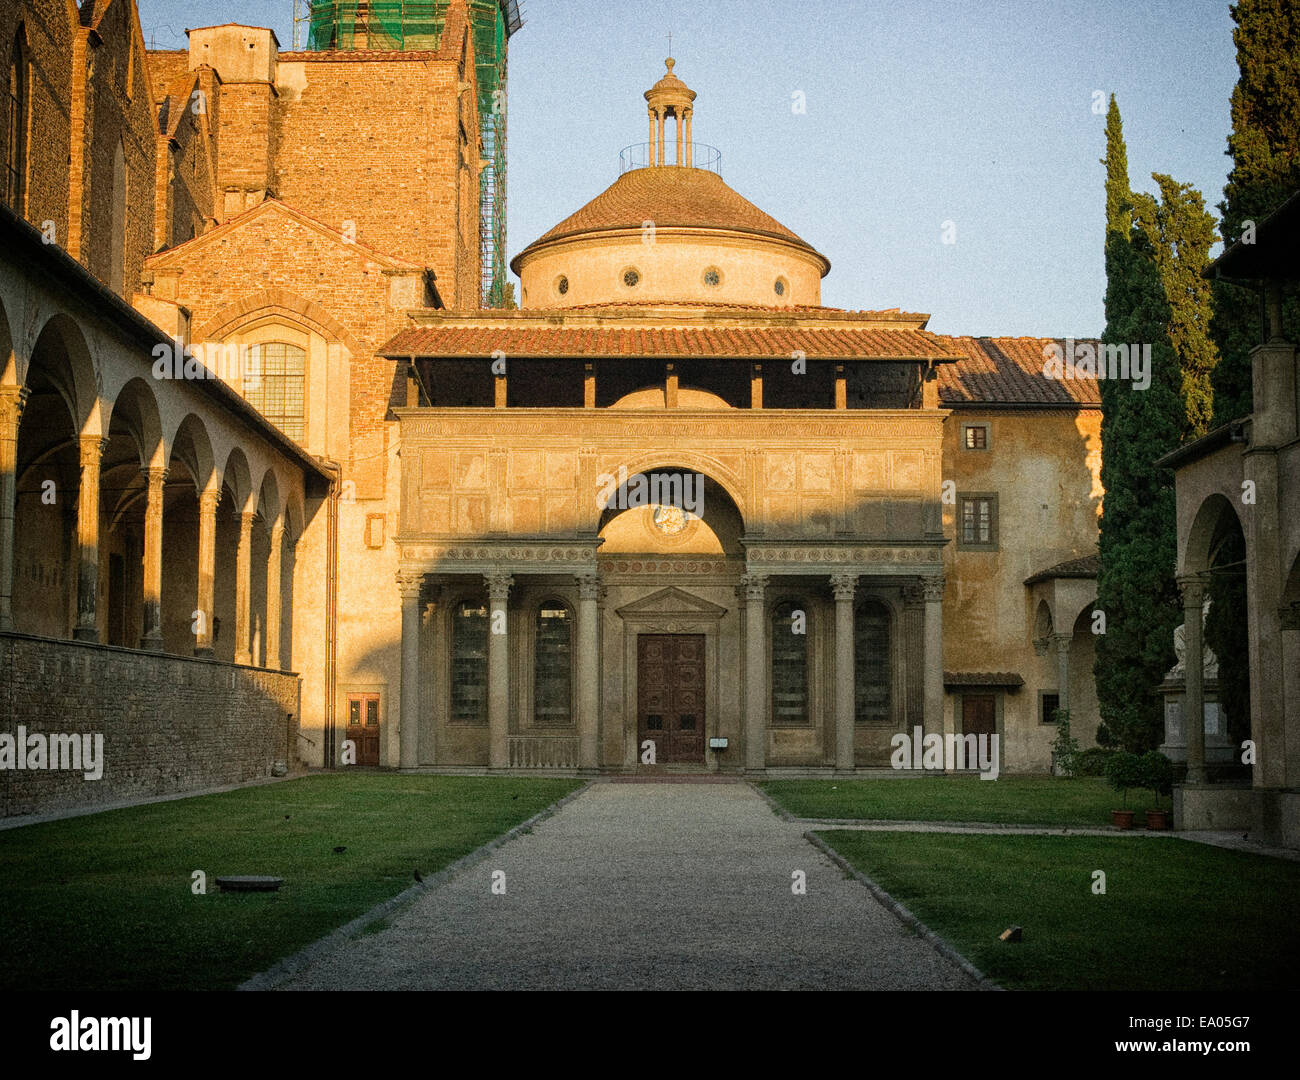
[[0, 773, 582, 990]]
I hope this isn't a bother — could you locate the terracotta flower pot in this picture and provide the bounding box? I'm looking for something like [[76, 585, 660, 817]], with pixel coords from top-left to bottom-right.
[[1145, 809, 1169, 831], [1111, 809, 1135, 830]]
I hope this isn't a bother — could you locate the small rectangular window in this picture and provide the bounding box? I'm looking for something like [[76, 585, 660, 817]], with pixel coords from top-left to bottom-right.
[[963, 423, 989, 450], [1041, 692, 1061, 725], [958, 494, 998, 550]]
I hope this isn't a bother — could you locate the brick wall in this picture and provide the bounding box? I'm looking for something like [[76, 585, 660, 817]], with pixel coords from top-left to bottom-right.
[[0, 633, 301, 818], [1, 0, 75, 243], [79, 0, 157, 295], [272, 56, 475, 304]]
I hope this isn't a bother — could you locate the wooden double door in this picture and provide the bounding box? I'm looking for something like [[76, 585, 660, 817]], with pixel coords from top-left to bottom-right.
[[637, 634, 706, 764]]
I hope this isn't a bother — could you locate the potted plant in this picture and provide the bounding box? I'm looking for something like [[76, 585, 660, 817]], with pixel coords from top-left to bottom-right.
[[1139, 750, 1174, 830], [1104, 751, 1142, 829]]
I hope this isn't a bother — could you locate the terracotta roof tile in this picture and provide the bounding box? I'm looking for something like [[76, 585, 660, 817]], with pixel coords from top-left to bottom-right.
[[380, 323, 961, 360], [939, 337, 1100, 407], [511, 168, 828, 273], [1024, 554, 1100, 584]]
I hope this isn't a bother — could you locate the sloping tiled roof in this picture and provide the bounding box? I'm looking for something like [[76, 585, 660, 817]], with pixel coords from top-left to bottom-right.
[[939, 337, 1101, 407], [380, 324, 963, 360], [511, 168, 827, 273], [1024, 554, 1100, 585], [943, 672, 1025, 688]]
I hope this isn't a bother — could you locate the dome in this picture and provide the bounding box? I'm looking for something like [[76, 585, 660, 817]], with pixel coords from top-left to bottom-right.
[[511, 58, 830, 310], [511, 167, 827, 269]]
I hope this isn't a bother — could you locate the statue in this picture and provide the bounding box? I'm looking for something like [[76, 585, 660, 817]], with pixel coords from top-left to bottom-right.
[[1169, 596, 1218, 679]]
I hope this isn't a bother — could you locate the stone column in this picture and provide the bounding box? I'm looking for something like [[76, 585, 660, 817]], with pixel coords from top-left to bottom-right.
[[922, 574, 946, 740], [487, 572, 513, 769], [1052, 632, 1072, 715], [656, 109, 666, 165], [675, 107, 683, 164], [234, 510, 255, 665], [684, 108, 693, 165], [0, 386, 29, 632], [139, 466, 168, 651], [398, 570, 423, 770], [194, 487, 219, 656], [742, 572, 769, 771], [832, 572, 858, 772], [73, 435, 107, 642], [648, 110, 657, 166], [576, 572, 601, 771], [265, 516, 284, 669], [1179, 575, 1207, 784]]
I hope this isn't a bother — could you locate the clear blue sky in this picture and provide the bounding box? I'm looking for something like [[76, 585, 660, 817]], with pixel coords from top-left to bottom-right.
[[138, 0, 1239, 336]]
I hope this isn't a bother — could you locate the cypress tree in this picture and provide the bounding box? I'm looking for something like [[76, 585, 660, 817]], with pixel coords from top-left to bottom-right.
[[1093, 102, 1184, 752], [1136, 174, 1219, 442], [1209, 0, 1300, 423]]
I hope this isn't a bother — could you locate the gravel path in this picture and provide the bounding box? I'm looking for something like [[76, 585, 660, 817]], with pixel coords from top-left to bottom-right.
[[273, 781, 981, 990]]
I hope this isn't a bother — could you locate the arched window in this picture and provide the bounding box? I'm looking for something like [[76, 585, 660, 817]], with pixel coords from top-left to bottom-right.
[[245, 342, 306, 439], [5, 29, 27, 211], [451, 601, 488, 724], [771, 600, 809, 725], [854, 600, 891, 724], [534, 602, 572, 726]]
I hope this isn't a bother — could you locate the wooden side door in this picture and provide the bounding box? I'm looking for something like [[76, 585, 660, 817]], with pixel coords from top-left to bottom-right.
[[637, 634, 706, 764], [961, 694, 996, 738], [346, 693, 381, 766]]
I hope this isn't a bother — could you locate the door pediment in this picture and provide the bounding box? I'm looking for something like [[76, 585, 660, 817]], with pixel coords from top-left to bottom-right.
[[615, 586, 727, 621]]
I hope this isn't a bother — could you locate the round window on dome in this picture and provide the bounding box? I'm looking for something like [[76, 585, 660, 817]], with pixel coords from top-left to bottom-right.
[[623, 268, 641, 288], [556, 275, 569, 296], [774, 277, 788, 298], [703, 267, 721, 288]]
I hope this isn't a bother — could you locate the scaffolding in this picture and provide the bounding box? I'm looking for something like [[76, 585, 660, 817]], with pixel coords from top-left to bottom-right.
[[292, 1, 522, 307]]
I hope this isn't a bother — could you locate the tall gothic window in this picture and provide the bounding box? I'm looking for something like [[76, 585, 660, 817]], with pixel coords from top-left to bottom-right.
[[246, 342, 306, 439], [771, 600, 809, 725], [534, 603, 572, 726], [451, 601, 488, 724], [5, 30, 27, 211], [854, 600, 891, 724]]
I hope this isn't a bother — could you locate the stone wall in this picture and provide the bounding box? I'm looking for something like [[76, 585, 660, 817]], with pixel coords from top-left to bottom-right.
[[0, 632, 300, 818]]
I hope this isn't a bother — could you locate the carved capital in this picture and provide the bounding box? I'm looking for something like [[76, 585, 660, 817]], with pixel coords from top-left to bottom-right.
[[0, 385, 30, 431], [900, 582, 926, 608], [396, 570, 424, 600], [829, 572, 858, 602], [142, 465, 169, 490], [1177, 575, 1205, 609], [199, 487, 222, 515], [78, 433, 109, 466], [576, 572, 601, 601], [920, 574, 945, 603], [1052, 631, 1072, 655], [740, 572, 769, 601], [485, 572, 514, 602]]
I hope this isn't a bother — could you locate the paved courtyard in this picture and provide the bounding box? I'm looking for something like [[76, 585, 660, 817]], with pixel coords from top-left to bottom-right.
[[272, 781, 981, 991]]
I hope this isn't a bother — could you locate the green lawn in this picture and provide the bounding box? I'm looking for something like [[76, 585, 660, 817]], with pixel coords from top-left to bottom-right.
[[817, 831, 1300, 990], [0, 773, 582, 991], [763, 776, 1138, 826]]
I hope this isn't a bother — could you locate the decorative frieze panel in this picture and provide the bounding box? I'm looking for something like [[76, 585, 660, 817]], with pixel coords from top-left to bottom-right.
[[397, 540, 599, 574], [745, 544, 944, 571]]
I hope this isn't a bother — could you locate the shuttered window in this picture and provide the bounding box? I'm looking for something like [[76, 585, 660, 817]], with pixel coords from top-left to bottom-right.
[[534, 604, 573, 727], [771, 601, 809, 725], [451, 602, 488, 725], [854, 600, 891, 724]]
